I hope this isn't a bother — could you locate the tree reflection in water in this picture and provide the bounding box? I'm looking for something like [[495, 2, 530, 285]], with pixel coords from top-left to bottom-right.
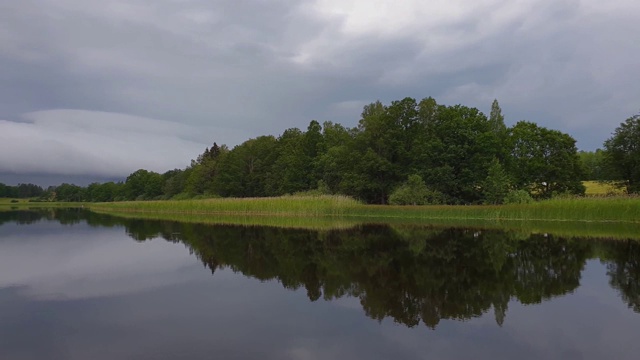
[[1, 209, 639, 328]]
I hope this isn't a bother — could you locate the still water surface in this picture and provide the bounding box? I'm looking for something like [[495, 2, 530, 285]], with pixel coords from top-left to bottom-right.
[[1, 209, 640, 359]]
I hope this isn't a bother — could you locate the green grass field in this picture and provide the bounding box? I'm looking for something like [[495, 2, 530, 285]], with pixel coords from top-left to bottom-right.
[[0, 198, 31, 204]]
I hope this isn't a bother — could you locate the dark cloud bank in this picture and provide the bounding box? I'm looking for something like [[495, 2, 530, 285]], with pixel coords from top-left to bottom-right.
[[1, 0, 638, 185]]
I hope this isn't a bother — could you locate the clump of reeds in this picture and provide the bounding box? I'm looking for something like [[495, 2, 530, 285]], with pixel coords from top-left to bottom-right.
[[90, 194, 640, 224], [90, 195, 361, 217]]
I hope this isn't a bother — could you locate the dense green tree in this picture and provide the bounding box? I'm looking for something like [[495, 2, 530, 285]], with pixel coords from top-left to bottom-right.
[[303, 120, 325, 183], [184, 164, 207, 195], [578, 149, 608, 181], [349, 100, 407, 203], [508, 121, 585, 198], [603, 114, 640, 193], [87, 182, 122, 202], [160, 169, 184, 198], [0, 183, 44, 198], [55, 183, 86, 202], [389, 174, 444, 205], [488, 99, 507, 133], [123, 169, 163, 200], [419, 105, 501, 204], [0, 183, 16, 198], [184, 142, 228, 196], [317, 122, 356, 194], [482, 158, 511, 204], [267, 128, 309, 195], [213, 136, 278, 197]]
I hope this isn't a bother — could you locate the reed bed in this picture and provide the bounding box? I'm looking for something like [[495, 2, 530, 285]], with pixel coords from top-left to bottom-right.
[[4, 194, 639, 239], [90, 195, 361, 217], [89, 195, 640, 223], [342, 196, 640, 223]]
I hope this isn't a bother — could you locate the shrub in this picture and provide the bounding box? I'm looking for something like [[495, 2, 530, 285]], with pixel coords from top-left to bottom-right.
[[482, 158, 511, 204], [171, 193, 193, 200], [389, 175, 445, 205], [503, 190, 534, 204]]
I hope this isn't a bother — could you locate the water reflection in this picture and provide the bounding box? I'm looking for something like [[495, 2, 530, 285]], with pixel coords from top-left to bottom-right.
[[2, 209, 639, 330]]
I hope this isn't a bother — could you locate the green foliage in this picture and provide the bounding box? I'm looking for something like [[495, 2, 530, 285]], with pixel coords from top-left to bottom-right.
[[578, 149, 608, 181], [482, 158, 511, 204], [389, 175, 444, 205], [214, 136, 278, 197], [87, 182, 123, 202], [8, 96, 610, 205], [293, 180, 332, 197], [508, 121, 585, 198], [0, 183, 44, 198], [504, 190, 534, 204], [349, 99, 410, 203], [267, 128, 310, 195], [419, 104, 501, 204], [55, 183, 87, 202], [170, 192, 193, 200], [488, 99, 507, 133], [123, 169, 163, 200], [162, 169, 187, 198], [603, 114, 640, 193]]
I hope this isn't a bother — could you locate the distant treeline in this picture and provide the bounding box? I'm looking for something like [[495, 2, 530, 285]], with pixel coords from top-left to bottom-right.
[[0, 183, 45, 198], [4, 98, 639, 204]]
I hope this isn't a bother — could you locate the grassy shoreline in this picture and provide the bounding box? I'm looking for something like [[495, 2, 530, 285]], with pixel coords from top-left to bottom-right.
[[3, 195, 640, 239], [90, 209, 640, 240], [86, 195, 640, 223]]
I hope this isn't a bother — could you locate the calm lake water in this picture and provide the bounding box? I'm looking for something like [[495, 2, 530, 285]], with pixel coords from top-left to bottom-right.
[[1, 209, 640, 360]]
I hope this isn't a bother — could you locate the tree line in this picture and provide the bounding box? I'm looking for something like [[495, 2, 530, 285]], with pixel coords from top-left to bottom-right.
[[0, 183, 45, 198], [6, 98, 639, 204]]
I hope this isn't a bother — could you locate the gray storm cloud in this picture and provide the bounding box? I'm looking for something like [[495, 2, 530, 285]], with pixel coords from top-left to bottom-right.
[[1, 0, 639, 181], [0, 110, 219, 177]]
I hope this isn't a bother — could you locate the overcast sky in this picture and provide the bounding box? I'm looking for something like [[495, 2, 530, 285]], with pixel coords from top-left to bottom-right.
[[1, 0, 639, 185]]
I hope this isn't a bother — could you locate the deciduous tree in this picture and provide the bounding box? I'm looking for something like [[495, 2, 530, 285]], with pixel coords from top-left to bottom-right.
[[603, 114, 640, 193]]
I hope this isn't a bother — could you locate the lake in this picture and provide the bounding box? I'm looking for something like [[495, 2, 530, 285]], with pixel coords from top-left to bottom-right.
[[1, 209, 640, 359]]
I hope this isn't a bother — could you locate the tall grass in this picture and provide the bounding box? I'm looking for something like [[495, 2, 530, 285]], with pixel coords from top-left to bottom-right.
[[4, 194, 639, 239], [90, 195, 361, 217], [89, 194, 640, 223], [349, 196, 640, 223]]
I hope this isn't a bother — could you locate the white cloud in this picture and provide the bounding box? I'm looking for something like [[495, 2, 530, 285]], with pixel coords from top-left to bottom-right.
[[0, 109, 247, 177], [0, 0, 638, 183]]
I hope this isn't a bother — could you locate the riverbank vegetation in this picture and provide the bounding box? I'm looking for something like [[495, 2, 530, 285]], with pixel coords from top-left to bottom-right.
[[3, 99, 638, 206], [89, 194, 640, 223], [88, 207, 640, 240]]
